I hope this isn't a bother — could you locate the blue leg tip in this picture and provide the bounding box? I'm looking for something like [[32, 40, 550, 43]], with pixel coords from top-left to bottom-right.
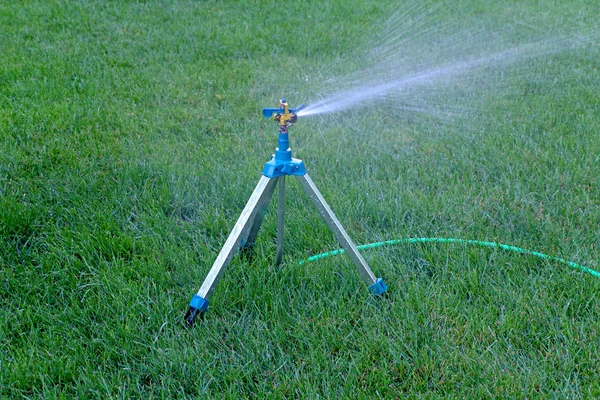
[[189, 294, 209, 312], [185, 295, 209, 326], [368, 278, 388, 296]]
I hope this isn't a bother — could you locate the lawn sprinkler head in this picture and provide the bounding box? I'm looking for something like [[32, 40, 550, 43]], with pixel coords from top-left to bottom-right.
[[262, 99, 305, 133]]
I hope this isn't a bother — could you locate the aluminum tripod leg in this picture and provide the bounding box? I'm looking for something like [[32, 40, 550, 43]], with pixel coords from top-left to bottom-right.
[[296, 173, 378, 287], [242, 176, 279, 254], [243, 176, 285, 267], [185, 175, 277, 325], [274, 177, 285, 266]]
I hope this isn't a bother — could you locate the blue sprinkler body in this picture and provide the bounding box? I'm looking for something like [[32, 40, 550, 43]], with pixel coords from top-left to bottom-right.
[[262, 99, 307, 178]]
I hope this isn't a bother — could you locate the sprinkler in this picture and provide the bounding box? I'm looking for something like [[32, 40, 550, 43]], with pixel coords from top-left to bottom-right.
[[184, 99, 387, 326], [262, 98, 302, 131]]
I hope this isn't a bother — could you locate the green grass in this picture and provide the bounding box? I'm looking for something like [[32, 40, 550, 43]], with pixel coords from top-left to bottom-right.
[[1, 0, 599, 397]]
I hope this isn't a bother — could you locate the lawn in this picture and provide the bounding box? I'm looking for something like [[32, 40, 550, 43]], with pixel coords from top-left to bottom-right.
[[1, 0, 599, 398]]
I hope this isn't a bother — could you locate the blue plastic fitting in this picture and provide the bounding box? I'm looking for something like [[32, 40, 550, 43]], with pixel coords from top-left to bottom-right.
[[184, 294, 209, 326], [262, 132, 307, 178], [277, 133, 290, 160], [368, 278, 388, 296], [189, 294, 209, 312], [262, 156, 306, 178]]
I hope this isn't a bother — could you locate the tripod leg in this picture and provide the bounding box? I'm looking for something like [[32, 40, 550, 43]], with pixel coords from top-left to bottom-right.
[[185, 175, 278, 325], [274, 176, 285, 266], [241, 176, 279, 258], [296, 174, 387, 294]]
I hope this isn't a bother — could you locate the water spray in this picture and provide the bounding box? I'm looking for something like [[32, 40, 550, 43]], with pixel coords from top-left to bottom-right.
[[294, 0, 597, 121], [184, 99, 387, 326]]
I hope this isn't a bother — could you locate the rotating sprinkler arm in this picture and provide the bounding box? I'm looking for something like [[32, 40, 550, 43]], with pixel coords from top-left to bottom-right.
[[262, 99, 305, 132]]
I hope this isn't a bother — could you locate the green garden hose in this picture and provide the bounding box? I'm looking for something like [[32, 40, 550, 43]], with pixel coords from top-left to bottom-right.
[[299, 237, 600, 279]]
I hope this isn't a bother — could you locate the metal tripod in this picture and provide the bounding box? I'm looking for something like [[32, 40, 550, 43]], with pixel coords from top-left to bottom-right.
[[185, 100, 387, 325]]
